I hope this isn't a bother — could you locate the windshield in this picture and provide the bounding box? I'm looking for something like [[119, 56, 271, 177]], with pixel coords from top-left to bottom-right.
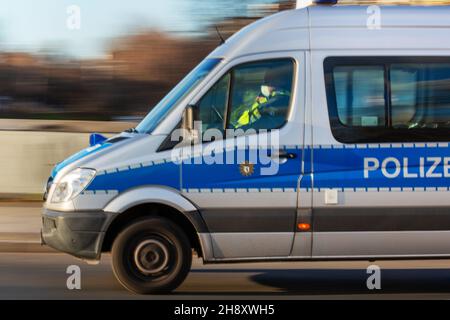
[[136, 58, 222, 134]]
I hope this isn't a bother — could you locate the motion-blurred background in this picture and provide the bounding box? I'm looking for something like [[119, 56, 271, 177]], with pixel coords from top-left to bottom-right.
[[0, 0, 447, 197]]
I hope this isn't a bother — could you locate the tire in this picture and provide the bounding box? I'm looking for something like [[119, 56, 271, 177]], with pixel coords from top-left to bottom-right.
[[111, 217, 192, 294]]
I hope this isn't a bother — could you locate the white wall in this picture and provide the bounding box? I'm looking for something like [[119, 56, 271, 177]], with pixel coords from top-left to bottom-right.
[[0, 131, 109, 195]]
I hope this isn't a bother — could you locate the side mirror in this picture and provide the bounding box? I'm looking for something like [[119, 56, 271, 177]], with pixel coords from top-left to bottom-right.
[[181, 105, 199, 144], [182, 105, 195, 131], [89, 133, 107, 147]]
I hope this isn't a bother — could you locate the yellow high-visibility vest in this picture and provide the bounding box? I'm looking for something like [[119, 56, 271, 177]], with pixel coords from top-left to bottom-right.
[[233, 90, 289, 129], [234, 96, 267, 128]]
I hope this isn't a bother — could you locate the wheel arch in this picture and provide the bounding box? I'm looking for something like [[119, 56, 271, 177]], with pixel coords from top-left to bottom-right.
[[101, 186, 210, 258], [103, 186, 198, 214]]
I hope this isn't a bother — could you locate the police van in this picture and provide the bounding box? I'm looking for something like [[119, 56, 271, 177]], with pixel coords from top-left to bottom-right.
[[41, 3, 450, 294]]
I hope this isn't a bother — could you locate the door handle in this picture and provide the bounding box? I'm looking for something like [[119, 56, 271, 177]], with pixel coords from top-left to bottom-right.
[[277, 150, 297, 159], [270, 150, 297, 162]]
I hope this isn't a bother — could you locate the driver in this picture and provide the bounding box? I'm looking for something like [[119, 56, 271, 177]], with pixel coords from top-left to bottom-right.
[[230, 67, 291, 129]]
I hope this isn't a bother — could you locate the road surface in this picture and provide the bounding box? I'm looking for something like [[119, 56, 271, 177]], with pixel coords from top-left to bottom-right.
[[1, 202, 450, 299], [1, 253, 450, 299]]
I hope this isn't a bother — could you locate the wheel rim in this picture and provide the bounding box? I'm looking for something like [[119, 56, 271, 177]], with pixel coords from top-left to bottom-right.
[[133, 239, 170, 275]]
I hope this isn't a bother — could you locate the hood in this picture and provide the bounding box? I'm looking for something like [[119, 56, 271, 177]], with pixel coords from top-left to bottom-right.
[[49, 133, 168, 184], [51, 143, 111, 179], [50, 134, 132, 179]]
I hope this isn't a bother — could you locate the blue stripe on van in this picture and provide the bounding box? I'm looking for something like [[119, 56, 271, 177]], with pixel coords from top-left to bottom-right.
[[311, 144, 449, 190], [86, 160, 180, 193], [181, 147, 301, 190], [83, 144, 449, 193]]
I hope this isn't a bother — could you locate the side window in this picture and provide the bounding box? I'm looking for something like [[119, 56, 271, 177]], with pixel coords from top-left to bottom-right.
[[391, 63, 450, 129], [195, 73, 230, 133], [227, 59, 294, 131], [333, 66, 386, 127], [325, 57, 450, 143], [390, 66, 418, 128]]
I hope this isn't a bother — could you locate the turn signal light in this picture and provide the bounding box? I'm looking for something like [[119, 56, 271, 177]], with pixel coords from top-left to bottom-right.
[[297, 223, 311, 231]]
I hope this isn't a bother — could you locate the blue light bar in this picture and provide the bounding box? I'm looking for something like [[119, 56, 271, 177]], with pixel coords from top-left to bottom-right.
[[313, 0, 338, 4]]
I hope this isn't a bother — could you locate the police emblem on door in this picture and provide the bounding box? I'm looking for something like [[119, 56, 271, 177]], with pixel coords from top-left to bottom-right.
[[239, 161, 254, 177]]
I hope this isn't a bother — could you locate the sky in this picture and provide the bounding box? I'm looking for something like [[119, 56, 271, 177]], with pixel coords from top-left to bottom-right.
[[0, 0, 197, 59], [0, 0, 276, 59]]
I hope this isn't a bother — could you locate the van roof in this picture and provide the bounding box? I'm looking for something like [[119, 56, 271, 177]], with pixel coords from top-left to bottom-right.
[[209, 5, 450, 59], [310, 5, 450, 28]]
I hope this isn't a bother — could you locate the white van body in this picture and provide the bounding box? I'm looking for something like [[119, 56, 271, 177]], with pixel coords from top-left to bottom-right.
[[41, 5, 450, 293]]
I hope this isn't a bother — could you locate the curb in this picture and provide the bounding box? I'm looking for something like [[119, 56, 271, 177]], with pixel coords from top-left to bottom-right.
[[0, 233, 56, 253], [0, 241, 56, 253], [0, 195, 43, 202]]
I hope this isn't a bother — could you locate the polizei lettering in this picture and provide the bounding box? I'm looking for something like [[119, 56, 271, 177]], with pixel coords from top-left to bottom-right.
[[364, 157, 450, 179]]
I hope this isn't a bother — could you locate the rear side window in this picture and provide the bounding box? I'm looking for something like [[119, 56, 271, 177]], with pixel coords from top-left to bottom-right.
[[333, 66, 386, 127], [324, 57, 450, 143], [391, 64, 450, 129]]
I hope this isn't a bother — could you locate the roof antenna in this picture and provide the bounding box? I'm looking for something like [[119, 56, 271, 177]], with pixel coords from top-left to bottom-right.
[[215, 26, 225, 45]]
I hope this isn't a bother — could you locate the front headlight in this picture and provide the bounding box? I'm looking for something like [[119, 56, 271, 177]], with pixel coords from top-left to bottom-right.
[[51, 168, 96, 203]]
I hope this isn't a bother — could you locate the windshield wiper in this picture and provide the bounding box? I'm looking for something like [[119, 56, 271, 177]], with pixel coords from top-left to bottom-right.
[[124, 127, 139, 133]]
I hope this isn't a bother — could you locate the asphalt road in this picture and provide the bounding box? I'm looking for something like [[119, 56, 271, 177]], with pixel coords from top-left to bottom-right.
[[1, 202, 450, 300], [2, 253, 450, 299]]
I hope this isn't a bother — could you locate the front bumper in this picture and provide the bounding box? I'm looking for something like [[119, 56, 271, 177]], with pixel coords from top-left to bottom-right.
[[41, 208, 117, 260]]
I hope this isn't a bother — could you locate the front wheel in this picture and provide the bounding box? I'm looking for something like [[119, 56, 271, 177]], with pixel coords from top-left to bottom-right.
[[111, 217, 192, 294]]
